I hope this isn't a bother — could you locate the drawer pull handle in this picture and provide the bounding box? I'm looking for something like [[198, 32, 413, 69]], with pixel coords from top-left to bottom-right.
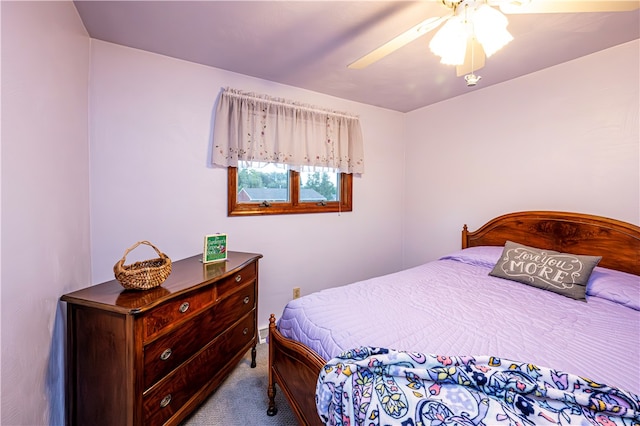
[[160, 348, 172, 361], [243, 327, 249, 335], [160, 394, 172, 408], [243, 296, 250, 304], [179, 302, 190, 313], [235, 274, 242, 283]]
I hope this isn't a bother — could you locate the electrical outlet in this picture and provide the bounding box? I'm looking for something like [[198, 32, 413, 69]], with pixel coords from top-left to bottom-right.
[[293, 287, 301, 299]]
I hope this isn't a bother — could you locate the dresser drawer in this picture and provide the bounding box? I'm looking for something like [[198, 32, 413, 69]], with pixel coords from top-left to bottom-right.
[[143, 281, 255, 389], [142, 312, 256, 426], [216, 262, 256, 301], [142, 286, 215, 341]]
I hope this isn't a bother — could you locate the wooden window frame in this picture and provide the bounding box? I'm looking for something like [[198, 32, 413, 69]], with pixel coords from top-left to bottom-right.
[[227, 167, 353, 216]]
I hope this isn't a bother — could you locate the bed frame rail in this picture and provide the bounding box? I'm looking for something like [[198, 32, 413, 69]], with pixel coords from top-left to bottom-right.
[[267, 314, 325, 426]]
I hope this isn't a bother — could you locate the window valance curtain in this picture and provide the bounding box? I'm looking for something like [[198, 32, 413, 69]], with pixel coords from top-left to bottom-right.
[[212, 88, 364, 174]]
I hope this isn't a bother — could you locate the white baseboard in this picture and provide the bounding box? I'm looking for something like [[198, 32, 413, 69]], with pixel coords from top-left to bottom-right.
[[258, 326, 268, 344]]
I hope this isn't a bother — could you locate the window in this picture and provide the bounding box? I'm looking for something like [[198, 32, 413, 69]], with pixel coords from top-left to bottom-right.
[[213, 88, 363, 216], [227, 162, 352, 216]]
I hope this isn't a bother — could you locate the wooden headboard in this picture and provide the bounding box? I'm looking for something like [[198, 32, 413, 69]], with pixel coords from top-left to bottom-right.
[[462, 211, 640, 276]]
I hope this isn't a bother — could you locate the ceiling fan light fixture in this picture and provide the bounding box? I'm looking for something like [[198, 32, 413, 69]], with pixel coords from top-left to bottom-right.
[[428, 16, 468, 65], [473, 4, 513, 57]]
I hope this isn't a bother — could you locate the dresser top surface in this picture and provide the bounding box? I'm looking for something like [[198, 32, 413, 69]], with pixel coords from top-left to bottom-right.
[[61, 251, 262, 313]]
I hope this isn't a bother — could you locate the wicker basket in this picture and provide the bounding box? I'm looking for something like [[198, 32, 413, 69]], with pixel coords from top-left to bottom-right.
[[113, 241, 172, 290]]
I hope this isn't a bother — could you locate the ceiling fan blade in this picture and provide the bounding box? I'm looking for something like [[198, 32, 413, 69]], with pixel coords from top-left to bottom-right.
[[348, 15, 451, 69], [456, 39, 486, 77], [499, 0, 639, 14]]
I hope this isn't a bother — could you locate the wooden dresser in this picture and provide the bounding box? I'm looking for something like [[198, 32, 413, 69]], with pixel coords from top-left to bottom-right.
[[61, 251, 262, 426]]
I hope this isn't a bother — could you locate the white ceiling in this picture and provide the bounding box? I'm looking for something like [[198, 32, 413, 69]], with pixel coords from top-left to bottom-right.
[[73, 1, 640, 112]]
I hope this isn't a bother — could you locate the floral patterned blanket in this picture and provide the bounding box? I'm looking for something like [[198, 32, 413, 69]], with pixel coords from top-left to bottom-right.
[[316, 347, 640, 426]]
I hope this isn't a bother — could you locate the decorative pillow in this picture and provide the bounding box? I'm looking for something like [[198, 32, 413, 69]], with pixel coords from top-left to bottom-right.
[[489, 241, 601, 300]]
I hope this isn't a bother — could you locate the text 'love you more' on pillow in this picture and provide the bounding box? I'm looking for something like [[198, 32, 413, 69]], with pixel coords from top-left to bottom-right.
[[489, 241, 601, 300]]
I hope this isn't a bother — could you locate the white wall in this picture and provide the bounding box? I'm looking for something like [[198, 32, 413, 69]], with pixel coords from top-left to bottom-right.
[[403, 40, 640, 268], [1, 2, 90, 425], [88, 40, 407, 331]]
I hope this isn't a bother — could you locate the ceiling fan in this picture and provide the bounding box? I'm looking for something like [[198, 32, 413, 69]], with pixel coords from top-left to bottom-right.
[[348, 0, 639, 84]]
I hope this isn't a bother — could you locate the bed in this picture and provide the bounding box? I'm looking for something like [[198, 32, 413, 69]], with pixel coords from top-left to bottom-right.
[[266, 211, 640, 425]]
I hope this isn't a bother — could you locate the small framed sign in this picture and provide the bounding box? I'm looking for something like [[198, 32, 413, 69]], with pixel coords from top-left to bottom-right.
[[203, 233, 228, 263]]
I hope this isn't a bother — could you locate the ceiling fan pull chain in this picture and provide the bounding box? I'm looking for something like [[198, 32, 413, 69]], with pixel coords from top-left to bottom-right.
[[466, 3, 474, 73], [471, 38, 475, 73]]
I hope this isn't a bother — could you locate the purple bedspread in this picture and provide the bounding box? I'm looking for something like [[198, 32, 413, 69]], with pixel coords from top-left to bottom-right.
[[277, 247, 640, 394]]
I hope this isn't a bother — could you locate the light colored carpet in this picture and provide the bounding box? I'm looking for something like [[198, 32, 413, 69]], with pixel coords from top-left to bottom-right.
[[181, 342, 300, 425]]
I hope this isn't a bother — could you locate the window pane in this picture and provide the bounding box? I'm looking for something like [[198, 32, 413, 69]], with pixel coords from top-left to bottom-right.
[[299, 167, 339, 202], [237, 161, 289, 203]]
